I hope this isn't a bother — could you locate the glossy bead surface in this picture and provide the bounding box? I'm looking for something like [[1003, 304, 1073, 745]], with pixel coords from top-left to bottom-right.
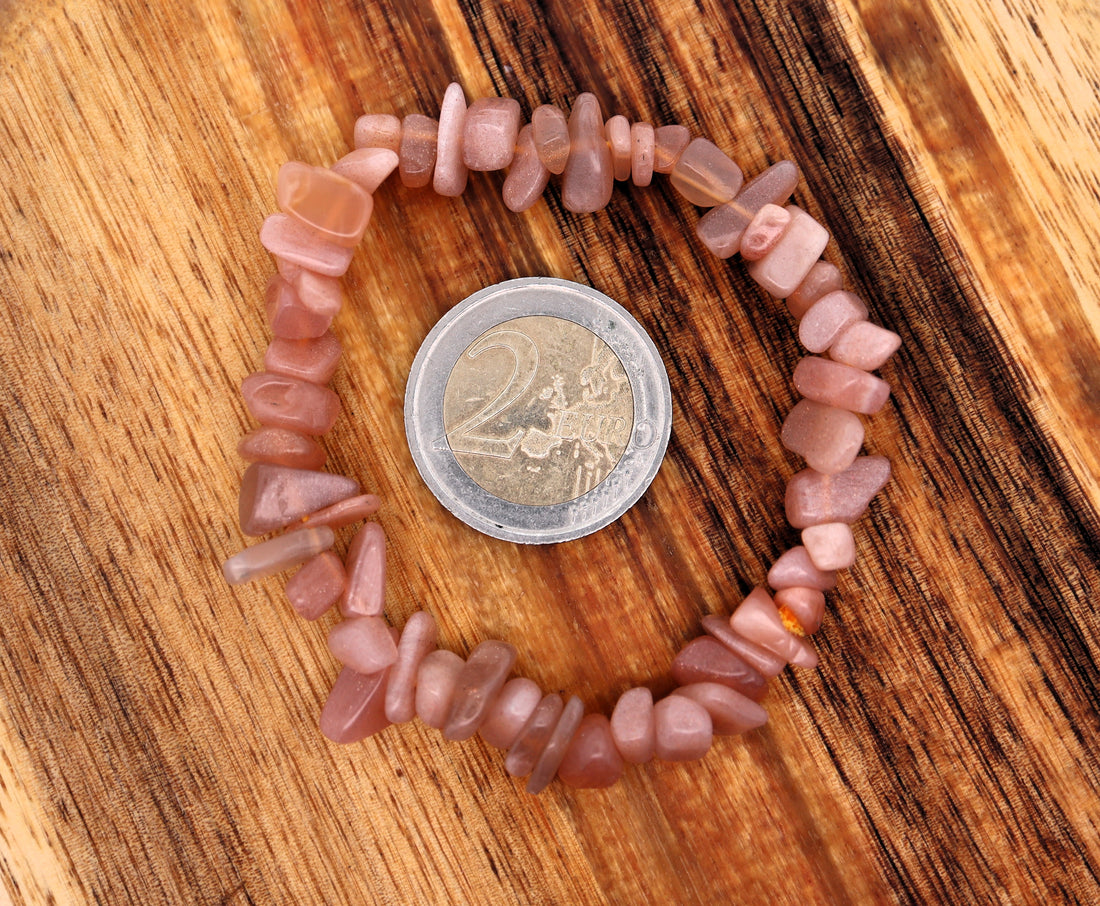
[[562, 93, 613, 213], [794, 356, 891, 415], [327, 615, 398, 675], [609, 686, 656, 763], [331, 148, 399, 193], [631, 121, 655, 187], [606, 115, 632, 181], [653, 695, 713, 761], [277, 162, 372, 247], [241, 371, 341, 436], [505, 694, 564, 777], [354, 113, 401, 152], [237, 427, 326, 470], [463, 97, 521, 171], [799, 291, 869, 353], [341, 521, 386, 617], [802, 522, 857, 570], [433, 82, 469, 197], [399, 114, 438, 189], [767, 546, 838, 591], [696, 161, 799, 258], [653, 124, 690, 174], [222, 526, 334, 585], [479, 677, 543, 749], [780, 399, 864, 475], [746, 205, 829, 298], [786, 260, 843, 319], [527, 695, 585, 794], [320, 665, 393, 744], [286, 551, 346, 621], [502, 124, 550, 213], [670, 137, 743, 206], [259, 214, 354, 277], [238, 462, 358, 536], [830, 320, 902, 371], [384, 611, 439, 724], [784, 456, 892, 529], [443, 640, 517, 741], [558, 714, 624, 789], [672, 683, 767, 736], [531, 104, 569, 174], [264, 331, 341, 385], [671, 637, 767, 700], [415, 650, 465, 729]]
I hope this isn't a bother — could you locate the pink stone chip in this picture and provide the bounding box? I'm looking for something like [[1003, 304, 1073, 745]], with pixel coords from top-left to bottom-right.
[[505, 693, 564, 778], [241, 371, 341, 436], [433, 82, 469, 197], [531, 104, 570, 175], [696, 160, 800, 259], [259, 214, 354, 277], [222, 526, 334, 585], [794, 356, 891, 415], [286, 551, 346, 621], [653, 124, 690, 174], [238, 462, 358, 536], [773, 586, 826, 634], [830, 320, 902, 371], [463, 97, 521, 171], [277, 163, 373, 247], [265, 275, 333, 340], [670, 138, 743, 207], [264, 331, 342, 385], [701, 615, 786, 678], [767, 546, 837, 592], [739, 203, 791, 261], [786, 260, 843, 319], [354, 113, 402, 152], [295, 494, 382, 531], [320, 665, 393, 743], [784, 456, 892, 529], [799, 291, 868, 353], [671, 637, 767, 701], [631, 121, 655, 187], [729, 587, 818, 669], [384, 611, 439, 724], [673, 683, 767, 736], [341, 521, 385, 617], [415, 649, 465, 729], [479, 677, 543, 749], [557, 713, 624, 789], [562, 93, 613, 213], [780, 399, 864, 475], [609, 686, 656, 764], [502, 124, 551, 213], [747, 206, 829, 298], [653, 695, 713, 761], [237, 427, 326, 470], [278, 264, 344, 320], [802, 522, 857, 570], [527, 695, 585, 794], [399, 114, 438, 189], [443, 640, 517, 741], [605, 115, 632, 181], [331, 148, 400, 194], [328, 615, 398, 675]]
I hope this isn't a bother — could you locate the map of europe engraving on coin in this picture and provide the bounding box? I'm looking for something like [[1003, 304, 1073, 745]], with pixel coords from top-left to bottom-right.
[[405, 278, 672, 543]]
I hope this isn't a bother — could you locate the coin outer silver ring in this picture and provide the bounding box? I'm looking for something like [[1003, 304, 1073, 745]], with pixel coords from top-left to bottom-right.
[[404, 277, 673, 544]]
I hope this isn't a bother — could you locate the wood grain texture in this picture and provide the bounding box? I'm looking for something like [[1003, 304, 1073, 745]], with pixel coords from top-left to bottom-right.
[[1, 0, 1097, 903]]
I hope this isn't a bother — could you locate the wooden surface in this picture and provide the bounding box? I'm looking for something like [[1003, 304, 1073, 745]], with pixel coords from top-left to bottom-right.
[[1, 0, 1098, 903]]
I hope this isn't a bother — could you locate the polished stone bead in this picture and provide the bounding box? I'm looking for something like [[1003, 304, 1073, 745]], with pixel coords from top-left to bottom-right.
[[786, 260, 843, 319], [241, 371, 341, 436], [399, 114, 438, 189], [739, 203, 790, 261], [774, 586, 826, 634], [830, 320, 902, 371], [286, 551, 346, 621], [341, 521, 385, 617], [531, 104, 570, 175], [238, 462, 358, 536], [606, 115, 632, 181], [259, 214, 354, 277], [294, 494, 382, 531], [700, 615, 787, 678], [463, 97, 521, 171], [794, 356, 891, 415], [747, 206, 829, 298], [670, 138, 743, 206], [653, 124, 690, 174], [443, 640, 517, 741], [767, 546, 837, 591], [557, 713, 624, 788], [803, 522, 857, 570], [670, 637, 767, 701], [354, 113, 402, 152], [264, 274, 333, 339], [320, 664, 393, 743], [502, 124, 550, 213], [415, 649, 465, 729], [328, 615, 398, 675], [630, 121, 655, 187], [729, 587, 818, 669], [433, 82, 469, 197], [527, 695, 585, 794], [696, 161, 800, 258], [277, 162, 372, 247], [609, 686, 656, 763], [505, 694, 564, 777], [384, 611, 439, 724], [780, 399, 864, 475], [672, 683, 767, 736], [562, 93, 613, 213], [278, 263, 344, 322], [653, 695, 712, 761], [264, 331, 341, 385], [799, 291, 868, 353], [237, 427, 326, 470], [784, 456, 892, 529], [222, 526, 334, 585], [331, 148, 399, 194], [479, 677, 543, 749]]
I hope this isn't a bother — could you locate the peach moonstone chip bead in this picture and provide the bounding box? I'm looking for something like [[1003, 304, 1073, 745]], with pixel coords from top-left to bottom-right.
[[557, 714, 624, 789], [277, 163, 373, 246]]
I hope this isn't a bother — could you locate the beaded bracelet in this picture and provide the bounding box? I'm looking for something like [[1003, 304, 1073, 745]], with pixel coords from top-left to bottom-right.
[[221, 85, 900, 793]]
